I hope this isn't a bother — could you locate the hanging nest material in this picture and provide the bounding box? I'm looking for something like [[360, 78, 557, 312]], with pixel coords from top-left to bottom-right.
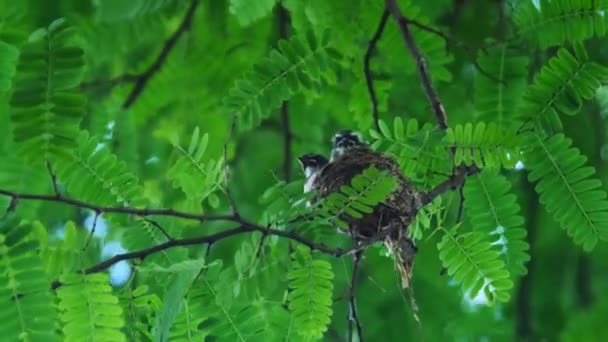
[[312, 146, 421, 288]]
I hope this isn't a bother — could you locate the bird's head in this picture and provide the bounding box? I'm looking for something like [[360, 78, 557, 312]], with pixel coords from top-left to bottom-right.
[[331, 130, 366, 160], [297, 153, 329, 178]]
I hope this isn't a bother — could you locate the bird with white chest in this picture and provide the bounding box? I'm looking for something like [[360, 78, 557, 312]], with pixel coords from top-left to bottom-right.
[[297, 129, 421, 288]]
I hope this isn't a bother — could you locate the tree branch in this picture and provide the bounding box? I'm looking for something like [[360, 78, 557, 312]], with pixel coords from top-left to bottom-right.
[[0, 189, 241, 223], [278, 5, 293, 182], [385, 0, 448, 130], [420, 166, 479, 206], [45, 161, 60, 196], [347, 251, 364, 342], [364, 9, 390, 132], [105, 0, 200, 108], [222, 117, 240, 217]]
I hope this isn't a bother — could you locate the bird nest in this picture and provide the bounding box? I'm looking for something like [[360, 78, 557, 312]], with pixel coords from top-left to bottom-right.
[[313, 146, 421, 287]]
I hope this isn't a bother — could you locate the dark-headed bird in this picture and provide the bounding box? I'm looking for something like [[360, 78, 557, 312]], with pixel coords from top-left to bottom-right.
[[300, 130, 421, 288]]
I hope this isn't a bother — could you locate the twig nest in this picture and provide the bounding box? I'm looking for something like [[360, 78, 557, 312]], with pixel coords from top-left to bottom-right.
[[313, 146, 421, 287]]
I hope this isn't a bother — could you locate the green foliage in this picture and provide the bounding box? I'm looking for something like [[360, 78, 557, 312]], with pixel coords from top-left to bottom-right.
[[315, 166, 398, 230], [0, 37, 19, 92], [166, 126, 224, 212], [117, 284, 161, 341], [94, 0, 181, 22], [560, 299, 608, 341], [10, 19, 86, 162], [370, 117, 451, 183], [1, 1, 608, 340], [0, 217, 57, 341], [170, 261, 267, 341], [514, 0, 608, 47], [525, 132, 608, 251], [463, 169, 530, 277], [409, 196, 444, 241], [34, 221, 84, 278], [152, 259, 205, 342], [521, 44, 608, 131], [437, 225, 514, 303], [224, 30, 342, 132], [474, 47, 529, 126], [57, 273, 126, 341], [229, 0, 277, 26], [258, 179, 310, 225], [287, 246, 334, 339], [445, 122, 521, 168], [55, 132, 145, 206]]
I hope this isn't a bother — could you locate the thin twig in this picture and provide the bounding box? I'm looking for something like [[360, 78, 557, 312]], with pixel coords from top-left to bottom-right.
[[405, 17, 505, 85], [0, 189, 242, 223], [141, 217, 175, 241], [280, 102, 292, 181], [223, 117, 239, 216], [45, 161, 60, 197], [385, 0, 448, 130], [456, 185, 465, 223], [278, 5, 293, 182], [122, 0, 200, 108], [83, 211, 100, 250], [347, 251, 364, 342], [420, 166, 479, 205], [364, 9, 390, 132], [79, 75, 138, 91]]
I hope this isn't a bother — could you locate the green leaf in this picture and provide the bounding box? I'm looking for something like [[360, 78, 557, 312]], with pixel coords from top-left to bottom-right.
[[0, 217, 58, 341], [287, 246, 334, 339], [224, 30, 342, 132], [525, 132, 608, 250], [57, 273, 126, 342], [9, 19, 86, 162], [464, 169, 530, 276], [437, 226, 514, 303]]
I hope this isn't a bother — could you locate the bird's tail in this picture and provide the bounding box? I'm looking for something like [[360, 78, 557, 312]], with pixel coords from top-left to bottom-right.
[[385, 236, 417, 288]]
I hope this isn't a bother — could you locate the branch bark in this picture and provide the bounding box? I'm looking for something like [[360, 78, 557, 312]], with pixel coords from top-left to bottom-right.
[[385, 0, 448, 130], [278, 5, 293, 182], [347, 251, 364, 342], [364, 9, 390, 132], [110, 0, 200, 109]]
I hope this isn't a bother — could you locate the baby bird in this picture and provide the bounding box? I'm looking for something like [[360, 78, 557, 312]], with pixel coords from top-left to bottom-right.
[[330, 130, 367, 161], [315, 129, 421, 288], [297, 153, 329, 193]]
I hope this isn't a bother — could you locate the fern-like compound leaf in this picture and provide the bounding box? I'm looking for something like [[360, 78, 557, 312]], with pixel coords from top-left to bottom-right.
[[152, 258, 205, 342], [9, 18, 86, 162], [229, 0, 277, 26], [370, 117, 451, 184], [464, 169, 530, 277], [474, 47, 529, 127], [117, 284, 161, 341], [287, 246, 334, 339], [94, 0, 178, 22], [514, 0, 608, 48], [525, 132, 608, 251], [224, 30, 342, 132], [445, 122, 522, 169], [55, 131, 145, 207], [170, 262, 266, 341], [57, 273, 127, 342], [316, 166, 398, 229], [167, 126, 224, 212], [437, 226, 513, 303], [0, 32, 21, 92], [521, 44, 608, 132], [33, 221, 83, 279], [0, 217, 58, 341]]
